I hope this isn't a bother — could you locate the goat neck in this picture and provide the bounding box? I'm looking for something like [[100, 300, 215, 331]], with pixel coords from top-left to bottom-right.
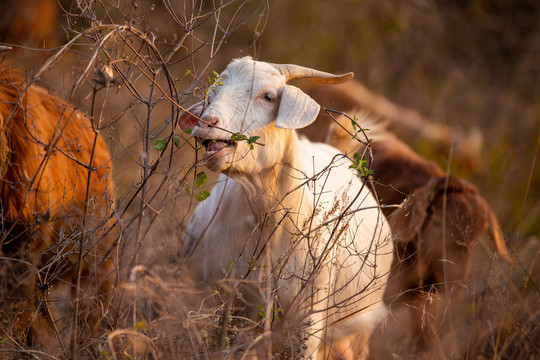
[[227, 127, 309, 227]]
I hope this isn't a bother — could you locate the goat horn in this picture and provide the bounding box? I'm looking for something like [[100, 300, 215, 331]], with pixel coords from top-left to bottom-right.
[[270, 63, 354, 84]]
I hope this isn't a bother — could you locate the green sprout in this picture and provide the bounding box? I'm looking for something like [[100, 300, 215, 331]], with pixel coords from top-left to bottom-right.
[[153, 138, 167, 151], [180, 172, 211, 201], [256, 305, 282, 322], [231, 133, 261, 150], [154, 136, 183, 152], [206, 70, 224, 95], [350, 114, 369, 140], [349, 152, 373, 178], [196, 191, 210, 202]]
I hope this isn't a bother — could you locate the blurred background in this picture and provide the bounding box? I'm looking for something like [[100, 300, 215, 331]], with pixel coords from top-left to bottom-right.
[[2, 0, 538, 240], [0, 0, 538, 358]]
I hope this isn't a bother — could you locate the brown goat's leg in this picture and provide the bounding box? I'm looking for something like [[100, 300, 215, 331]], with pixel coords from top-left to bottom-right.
[[67, 262, 113, 341], [408, 288, 441, 358], [24, 281, 64, 355], [32, 309, 62, 355], [89, 256, 115, 332]]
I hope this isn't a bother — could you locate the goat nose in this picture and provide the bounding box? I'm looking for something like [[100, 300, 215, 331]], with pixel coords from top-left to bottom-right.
[[198, 115, 219, 128]]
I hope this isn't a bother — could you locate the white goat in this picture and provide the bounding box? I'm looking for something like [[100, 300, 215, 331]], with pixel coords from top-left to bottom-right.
[[179, 57, 393, 359]]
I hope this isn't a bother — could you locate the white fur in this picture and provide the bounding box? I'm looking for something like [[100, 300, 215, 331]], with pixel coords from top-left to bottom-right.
[[182, 57, 393, 358]]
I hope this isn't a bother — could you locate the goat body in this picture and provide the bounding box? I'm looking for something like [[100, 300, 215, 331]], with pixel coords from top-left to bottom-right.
[[180, 57, 393, 359], [0, 66, 115, 353]]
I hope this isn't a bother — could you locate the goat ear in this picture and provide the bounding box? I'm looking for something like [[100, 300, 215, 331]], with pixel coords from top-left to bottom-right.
[[275, 85, 320, 130], [389, 180, 438, 243], [178, 102, 203, 131], [388, 201, 421, 244]]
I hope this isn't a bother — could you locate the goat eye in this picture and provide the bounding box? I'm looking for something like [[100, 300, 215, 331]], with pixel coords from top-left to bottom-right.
[[262, 93, 274, 102]]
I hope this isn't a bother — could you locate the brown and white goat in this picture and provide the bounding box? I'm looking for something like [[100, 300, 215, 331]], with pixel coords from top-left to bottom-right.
[[0, 66, 116, 353], [326, 113, 512, 355], [179, 57, 393, 359]]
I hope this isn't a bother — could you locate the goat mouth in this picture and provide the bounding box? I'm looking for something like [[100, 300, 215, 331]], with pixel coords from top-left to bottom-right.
[[200, 138, 236, 155]]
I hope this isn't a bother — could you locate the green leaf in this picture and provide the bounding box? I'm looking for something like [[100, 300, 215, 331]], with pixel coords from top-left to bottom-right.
[[273, 307, 282, 321], [153, 138, 166, 151], [226, 259, 236, 274], [135, 321, 146, 330], [184, 128, 192, 134], [196, 191, 210, 202], [349, 152, 373, 178], [174, 137, 181, 148], [194, 172, 207, 189], [184, 69, 192, 76], [257, 305, 265, 319], [180, 181, 192, 195], [231, 132, 247, 141], [248, 135, 260, 144]]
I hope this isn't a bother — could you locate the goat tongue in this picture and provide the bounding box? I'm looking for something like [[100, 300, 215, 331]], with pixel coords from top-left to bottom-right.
[[207, 141, 228, 152]]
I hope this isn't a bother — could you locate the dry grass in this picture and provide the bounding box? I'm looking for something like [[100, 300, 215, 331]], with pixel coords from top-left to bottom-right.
[[0, 0, 538, 359]]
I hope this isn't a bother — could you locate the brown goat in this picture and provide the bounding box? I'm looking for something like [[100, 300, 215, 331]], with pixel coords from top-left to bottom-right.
[[302, 79, 484, 173], [325, 112, 512, 356], [0, 65, 116, 354], [0, 0, 61, 48]]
